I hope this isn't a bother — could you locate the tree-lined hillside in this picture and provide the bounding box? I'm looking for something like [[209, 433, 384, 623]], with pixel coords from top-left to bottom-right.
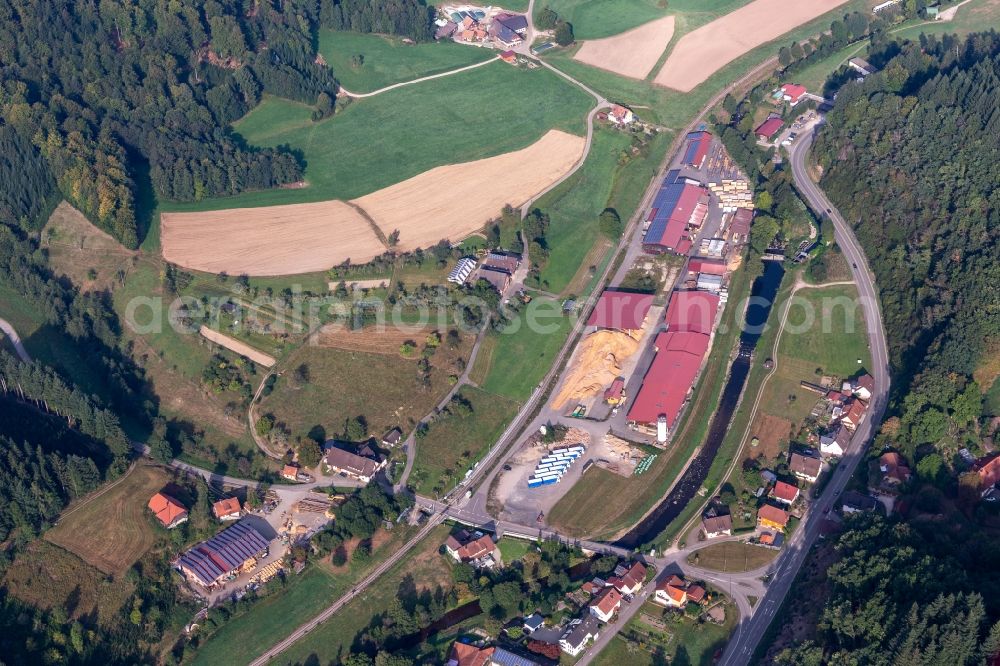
[[0, 0, 435, 246], [813, 32, 1000, 462]]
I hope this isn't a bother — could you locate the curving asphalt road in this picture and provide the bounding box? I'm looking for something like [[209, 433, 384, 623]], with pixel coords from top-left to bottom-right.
[[0, 318, 32, 362], [715, 121, 891, 665]]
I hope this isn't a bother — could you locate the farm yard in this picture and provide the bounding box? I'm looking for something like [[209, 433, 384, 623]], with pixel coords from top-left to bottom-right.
[[573, 15, 676, 79], [317, 30, 494, 93], [352, 129, 586, 252], [44, 463, 173, 575], [654, 0, 852, 91], [160, 201, 385, 276]]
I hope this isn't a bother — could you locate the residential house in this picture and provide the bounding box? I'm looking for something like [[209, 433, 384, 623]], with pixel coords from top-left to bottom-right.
[[848, 57, 876, 76], [878, 452, 911, 486], [560, 615, 600, 656], [500, 49, 517, 64], [608, 561, 646, 595], [323, 442, 385, 484], [790, 452, 822, 483], [212, 497, 242, 521], [852, 374, 875, 401], [840, 490, 878, 514], [701, 512, 732, 538], [757, 504, 790, 532], [482, 252, 521, 275], [522, 613, 545, 634], [589, 586, 622, 622], [281, 464, 300, 481], [148, 492, 188, 529], [972, 454, 1000, 497], [445, 530, 502, 568], [653, 574, 704, 608], [381, 427, 403, 447], [820, 424, 851, 457], [474, 266, 512, 293], [490, 648, 540, 666], [841, 397, 868, 430], [608, 104, 635, 126], [770, 481, 800, 505], [779, 83, 807, 105], [447, 642, 494, 666]]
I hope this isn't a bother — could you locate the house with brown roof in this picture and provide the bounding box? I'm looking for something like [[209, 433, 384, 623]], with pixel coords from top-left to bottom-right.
[[770, 481, 799, 505], [974, 454, 1000, 497], [381, 427, 403, 447], [607, 561, 646, 595], [878, 452, 911, 486], [701, 512, 732, 538], [589, 586, 622, 622], [212, 497, 242, 521], [447, 641, 494, 666], [323, 442, 385, 483], [148, 492, 188, 529], [444, 530, 501, 569], [281, 464, 300, 481], [789, 452, 822, 483], [608, 104, 635, 126], [653, 574, 705, 608], [841, 397, 868, 430], [756, 503, 790, 532], [843, 373, 875, 401]]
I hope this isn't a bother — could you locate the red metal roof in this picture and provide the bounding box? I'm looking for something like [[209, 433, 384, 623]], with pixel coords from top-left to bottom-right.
[[587, 291, 654, 330], [757, 503, 790, 526], [781, 83, 807, 101], [627, 330, 708, 426], [661, 184, 704, 249], [665, 290, 720, 336], [755, 117, 784, 138], [688, 258, 727, 275]]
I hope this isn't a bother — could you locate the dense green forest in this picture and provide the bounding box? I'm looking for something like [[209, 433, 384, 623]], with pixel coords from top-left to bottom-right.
[[0, 0, 435, 245]]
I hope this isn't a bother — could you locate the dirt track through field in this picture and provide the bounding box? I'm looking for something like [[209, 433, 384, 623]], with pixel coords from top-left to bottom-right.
[[161, 201, 386, 276], [654, 0, 850, 91], [573, 15, 675, 80], [199, 326, 276, 367], [352, 130, 587, 252]]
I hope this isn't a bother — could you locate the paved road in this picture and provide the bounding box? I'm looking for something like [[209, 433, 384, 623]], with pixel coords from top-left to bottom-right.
[[0, 318, 31, 362], [715, 121, 891, 665], [337, 56, 500, 98]]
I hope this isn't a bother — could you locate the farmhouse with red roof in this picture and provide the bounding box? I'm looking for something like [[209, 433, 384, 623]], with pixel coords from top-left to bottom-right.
[[148, 492, 188, 529], [779, 83, 807, 105]]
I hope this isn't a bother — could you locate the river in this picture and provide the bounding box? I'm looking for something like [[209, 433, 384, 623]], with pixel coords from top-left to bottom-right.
[[614, 259, 785, 549]]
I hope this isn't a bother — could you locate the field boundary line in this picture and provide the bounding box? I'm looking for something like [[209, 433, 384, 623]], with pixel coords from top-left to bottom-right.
[[338, 56, 500, 98], [344, 201, 390, 248], [52, 460, 138, 524]]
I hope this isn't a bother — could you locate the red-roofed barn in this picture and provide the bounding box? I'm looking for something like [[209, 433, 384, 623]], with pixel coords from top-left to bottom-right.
[[588, 291, 654, 334], [665, 290, 720, 336]]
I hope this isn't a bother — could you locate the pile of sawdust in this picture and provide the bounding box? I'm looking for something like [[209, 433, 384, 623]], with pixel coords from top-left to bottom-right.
[[552, 330, 640, 410]]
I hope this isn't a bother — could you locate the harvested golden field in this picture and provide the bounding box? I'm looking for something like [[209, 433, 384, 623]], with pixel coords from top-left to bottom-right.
[[44, 463, 172, 575], [573, 15, 676, 79], [552, 329, 640, 410], [161, 200, 386, 276], [200, 325, 276, 367], [353, 130, 587, 252], [654, 0, 850, 91]]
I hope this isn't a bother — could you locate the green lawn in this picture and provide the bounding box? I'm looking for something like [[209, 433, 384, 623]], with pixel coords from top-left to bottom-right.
[[276, 524, 458, 664], [780, 284, 871, 378], [189, 525, 417, 666], [318, 31, 494, 93], [165, 63, 591, 212], [476, 298, 574, 401], [537, 0, 670, 39], [891, 0, 1000, 41], [411, 386, 519, 497], [594, 600, 736, 666], [497, 537, 533, 563]]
